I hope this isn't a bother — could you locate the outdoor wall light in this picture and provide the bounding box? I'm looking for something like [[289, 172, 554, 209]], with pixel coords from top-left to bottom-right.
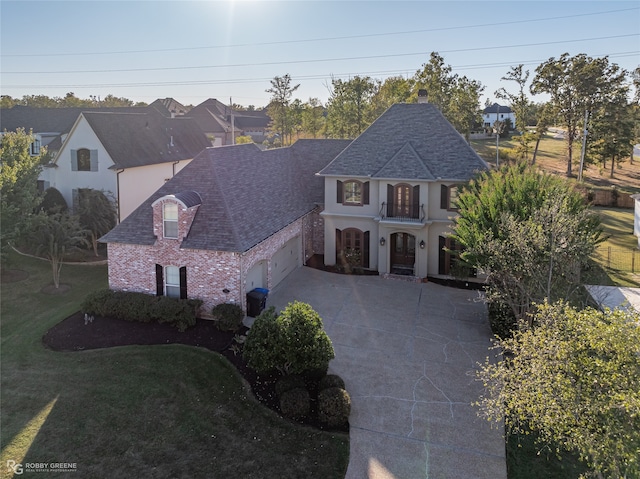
[[380, 237, 386, 246], [419, 240, 425, 249]]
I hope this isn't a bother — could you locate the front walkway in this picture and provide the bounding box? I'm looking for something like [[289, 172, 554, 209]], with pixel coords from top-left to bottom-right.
[[265, 267, 506, 479]]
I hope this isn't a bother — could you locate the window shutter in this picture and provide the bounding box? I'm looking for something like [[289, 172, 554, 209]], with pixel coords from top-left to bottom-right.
[[179, 266, 187, 299], [336, 180, 343, 204], [438, 236, 446, 275], [90, 150, 99, 171], [335, 228, 342, 257], [363, 181, 370, 205], [440, 185, 448, 209], [156, 264, 164, 296], [71, 150, 78, 171], [363, 231, 370, 268], [412, 185, 420, 218]]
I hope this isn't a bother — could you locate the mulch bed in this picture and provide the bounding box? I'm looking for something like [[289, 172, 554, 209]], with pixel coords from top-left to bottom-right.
[[43, 312, 346, 432]]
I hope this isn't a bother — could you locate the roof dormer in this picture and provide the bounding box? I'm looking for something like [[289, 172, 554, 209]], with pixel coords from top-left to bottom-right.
[[151, 191, 202, 242]]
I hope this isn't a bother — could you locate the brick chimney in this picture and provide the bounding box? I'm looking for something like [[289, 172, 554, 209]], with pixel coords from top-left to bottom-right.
[[417, 89, 428, 104]]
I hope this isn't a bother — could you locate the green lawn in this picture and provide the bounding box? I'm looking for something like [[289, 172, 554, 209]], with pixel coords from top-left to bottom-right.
[[0, 252, 348, 478]]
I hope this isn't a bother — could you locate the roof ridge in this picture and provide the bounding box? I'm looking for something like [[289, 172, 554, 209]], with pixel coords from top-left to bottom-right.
[[372, 141, 431, 178]]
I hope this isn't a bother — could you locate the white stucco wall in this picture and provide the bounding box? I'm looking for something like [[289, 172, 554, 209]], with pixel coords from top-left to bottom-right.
[[118, 159, 191, 221], [633, 195, 640, 248]]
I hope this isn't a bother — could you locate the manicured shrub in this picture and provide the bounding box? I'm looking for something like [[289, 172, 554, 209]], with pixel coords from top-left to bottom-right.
[[318, 387, 351, 428], [279, 387, 310, 421], [81, 289, 201, 331], [40, 187, 68, 214], [275, 374, 306, 398], [243, 301, 335, 375], [211, 303, 245, 331], [318, 374, 346, 392]]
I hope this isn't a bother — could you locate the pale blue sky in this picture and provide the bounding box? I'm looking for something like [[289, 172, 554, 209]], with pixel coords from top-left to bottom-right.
[[1, 1, 639, 108]]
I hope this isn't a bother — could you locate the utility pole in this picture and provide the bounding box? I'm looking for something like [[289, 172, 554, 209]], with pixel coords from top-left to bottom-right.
[[230, 97, 235, 145], [495, 105, 500, 167], [578, 109, 590, 182]]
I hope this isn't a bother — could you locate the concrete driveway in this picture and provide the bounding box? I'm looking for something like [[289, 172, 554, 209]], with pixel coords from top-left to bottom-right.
[[264, 267, 506, 479]]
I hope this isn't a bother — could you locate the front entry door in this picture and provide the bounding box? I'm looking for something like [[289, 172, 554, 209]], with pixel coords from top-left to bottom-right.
[[390, 232, 415, 275]]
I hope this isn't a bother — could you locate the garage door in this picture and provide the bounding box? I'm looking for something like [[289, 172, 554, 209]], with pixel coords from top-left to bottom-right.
[[271, 236, 301, 287], [246, 260, 267, 291]]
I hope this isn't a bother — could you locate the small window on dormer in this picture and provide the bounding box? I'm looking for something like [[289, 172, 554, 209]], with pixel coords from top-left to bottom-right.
[[163, 203, 178, 238], [30, 138, 41, 156]]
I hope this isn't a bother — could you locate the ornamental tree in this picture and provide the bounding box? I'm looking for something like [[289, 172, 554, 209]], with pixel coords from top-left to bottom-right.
[[243, 301, 334, 375], [477, 302, 640, 479], [452, 162, 602, 326], [0, 129, 44, 261]]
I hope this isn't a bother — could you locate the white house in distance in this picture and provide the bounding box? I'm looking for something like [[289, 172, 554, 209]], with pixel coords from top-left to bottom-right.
[[40, 109, 210, 221], [482, 103, 516, 130]]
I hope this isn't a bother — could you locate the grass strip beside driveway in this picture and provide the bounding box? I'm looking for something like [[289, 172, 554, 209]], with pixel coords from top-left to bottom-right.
[[1, 252, 348, 478]]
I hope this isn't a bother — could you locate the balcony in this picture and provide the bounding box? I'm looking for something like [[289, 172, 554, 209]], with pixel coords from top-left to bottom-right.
[[379, 202, 425, 224]]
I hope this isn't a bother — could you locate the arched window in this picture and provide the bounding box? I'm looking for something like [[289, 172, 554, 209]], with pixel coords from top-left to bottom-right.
[[337, 180, 369, 206], [163, 203, 178, 238], [77, 148, 91, 171]]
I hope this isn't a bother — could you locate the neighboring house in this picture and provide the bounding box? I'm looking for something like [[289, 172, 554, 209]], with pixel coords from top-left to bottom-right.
[[319, 93, 488, 279], [40, 109, 210, 221], [482, 103, 516, 131], [149, 98, 189, 118], [101, 140, 351, 315], [0, 104, 144, 162], [187, 98, 270, 146], [101, 95, 487, 316], [633, 193, 640, 248]]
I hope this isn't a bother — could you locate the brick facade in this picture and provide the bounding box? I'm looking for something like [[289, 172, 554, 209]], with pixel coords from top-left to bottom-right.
[[107, 199, 326, 318]]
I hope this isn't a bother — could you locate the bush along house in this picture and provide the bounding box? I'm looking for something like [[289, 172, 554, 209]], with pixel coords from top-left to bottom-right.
[[101, 93, 487, 316]]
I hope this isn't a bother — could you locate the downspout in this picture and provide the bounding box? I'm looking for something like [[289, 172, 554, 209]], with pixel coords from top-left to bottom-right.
[[116, 168, 124, 223]]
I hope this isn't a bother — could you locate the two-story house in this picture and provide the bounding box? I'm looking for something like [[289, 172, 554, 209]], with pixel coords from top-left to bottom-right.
[[40, 109, 210, 221], [482, 103, 516, 131], [101, 96, 487, 316], [319, 93, 488, 279]]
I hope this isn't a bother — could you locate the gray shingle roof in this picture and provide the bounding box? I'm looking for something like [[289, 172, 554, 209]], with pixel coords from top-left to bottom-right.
[[81, 110, 210, 169], [483, 103, 513, 114], [0, 105, 145, 134], [101, 139, 350, 252], [318, 103, 487, 181]]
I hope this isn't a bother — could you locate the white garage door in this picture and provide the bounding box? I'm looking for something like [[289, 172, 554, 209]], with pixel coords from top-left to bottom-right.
[[271, 236, 301, 287], [246, 260, 267, 291]]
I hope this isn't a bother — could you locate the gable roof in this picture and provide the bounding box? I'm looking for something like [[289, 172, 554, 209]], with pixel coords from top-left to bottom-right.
[[483, 103, 513, 114], [0, 105, 145, 134], [101, 139, 351, 252], [187, 99, 270, 134], [318, 103, 487, 181], [79, 110, 210, 169], [148, 98, 189, 117]]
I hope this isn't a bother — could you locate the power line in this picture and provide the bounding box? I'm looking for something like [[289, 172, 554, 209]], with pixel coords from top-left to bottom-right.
[[3, 51, 636, 90], [3, 34, 637, 75], [1, 6, 637, 58]]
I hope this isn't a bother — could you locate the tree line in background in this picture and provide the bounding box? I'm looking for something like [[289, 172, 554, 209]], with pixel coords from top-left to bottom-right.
[[264, 52, 639, 178], [0, 92, 148, 108], [2, 51, 639, 176]]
